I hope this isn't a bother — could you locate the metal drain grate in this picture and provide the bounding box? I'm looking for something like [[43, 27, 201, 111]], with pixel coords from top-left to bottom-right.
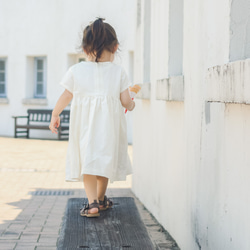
[[29, 190, 74, 196]]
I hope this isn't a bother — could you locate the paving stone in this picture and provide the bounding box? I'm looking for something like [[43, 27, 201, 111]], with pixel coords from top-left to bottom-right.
[[38, 234, 58, 245], [23, 227, 43, 233], [41, 227, 60, 233], [19, 232, 39, 242], [43, 222, 61, 228], [35, 247, 57, 250], [27, 221, 46, 226], [15, 245, 35, 250], [8, 223, 26, 232], [39, 232, 59, 235], [38, 239, 57, 245], [0, 242, 17, 250], [1, 231, 21, 240]]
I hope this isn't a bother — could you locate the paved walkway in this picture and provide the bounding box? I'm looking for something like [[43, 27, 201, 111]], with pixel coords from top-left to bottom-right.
[[0, 137, 179, 250]]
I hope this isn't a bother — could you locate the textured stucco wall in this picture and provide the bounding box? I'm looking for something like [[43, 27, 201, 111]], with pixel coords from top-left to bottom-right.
[[196, 102, 250, 250], [206, 59, 250, 104], [133, 0, 250, 249]]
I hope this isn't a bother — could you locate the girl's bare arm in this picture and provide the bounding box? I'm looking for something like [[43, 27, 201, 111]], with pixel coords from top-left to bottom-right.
[[120, 89, 135, 111], [52, 89, 73, 116], [49, 90, 73, 134]]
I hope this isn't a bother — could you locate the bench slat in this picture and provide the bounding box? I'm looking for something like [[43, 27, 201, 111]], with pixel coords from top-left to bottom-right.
[[16, 125, 50, 130], [12, 116, 29, 119]]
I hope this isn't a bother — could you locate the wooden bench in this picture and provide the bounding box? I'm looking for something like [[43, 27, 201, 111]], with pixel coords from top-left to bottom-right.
[[12, 109, 70, 140]]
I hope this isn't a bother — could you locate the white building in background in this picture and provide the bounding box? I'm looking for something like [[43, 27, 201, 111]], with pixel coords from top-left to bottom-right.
[[0, 0, 136, 143], [133, 0, 250, 250]]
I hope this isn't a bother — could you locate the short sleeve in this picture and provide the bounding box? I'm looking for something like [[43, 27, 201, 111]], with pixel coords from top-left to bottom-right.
[[60, 68, 74, 93], [120, 67, 131, 93]]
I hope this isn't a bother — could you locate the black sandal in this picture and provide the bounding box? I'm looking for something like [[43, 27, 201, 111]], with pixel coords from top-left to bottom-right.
[[99, 195, 113, 211], [80, 200, 100, 217]]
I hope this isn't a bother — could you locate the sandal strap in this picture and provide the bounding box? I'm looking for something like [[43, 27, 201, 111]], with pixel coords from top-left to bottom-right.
[[89, 200, 99, 210], [99, 195, 113, 207], [99, 195, 107, 206], [82, 200, 100, 214], [107, 198, 113, 207]]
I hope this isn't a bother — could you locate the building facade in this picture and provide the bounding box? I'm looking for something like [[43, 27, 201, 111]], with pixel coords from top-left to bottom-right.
[[0, 0, 136, 142], [133, 0, 250, 249]]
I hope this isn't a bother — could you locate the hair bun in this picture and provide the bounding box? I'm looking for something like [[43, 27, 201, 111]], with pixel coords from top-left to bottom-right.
[[96, 17, 105, 23]]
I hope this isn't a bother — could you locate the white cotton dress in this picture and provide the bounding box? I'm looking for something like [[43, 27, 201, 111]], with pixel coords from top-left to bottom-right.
[[60, 61, 132, 183]]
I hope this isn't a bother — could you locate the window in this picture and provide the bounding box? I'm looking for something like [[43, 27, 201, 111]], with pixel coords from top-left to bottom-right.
[[143, 0, 151, 83], [34, 57, 46, 98], [0, 59, 6, 97], [168, 0, 183, 76], [137, 0, 141, 27], [230, 0, 250, 61]]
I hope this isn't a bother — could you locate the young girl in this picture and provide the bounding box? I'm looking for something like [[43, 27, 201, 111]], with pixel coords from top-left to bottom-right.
[[49, 18, 135, 217]]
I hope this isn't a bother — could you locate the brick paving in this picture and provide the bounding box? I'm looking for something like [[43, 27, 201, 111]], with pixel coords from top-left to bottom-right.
[[0, 137, 179, 250]]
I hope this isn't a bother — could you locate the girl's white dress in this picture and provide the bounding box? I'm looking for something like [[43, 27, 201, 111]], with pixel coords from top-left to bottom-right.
[[60, 61, 132, 183]]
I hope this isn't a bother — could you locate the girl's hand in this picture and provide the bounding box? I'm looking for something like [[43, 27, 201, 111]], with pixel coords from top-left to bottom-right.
[[49, 115, 60, 134]]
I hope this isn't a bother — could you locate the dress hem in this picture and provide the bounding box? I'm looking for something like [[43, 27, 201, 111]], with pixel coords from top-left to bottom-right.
[[65, 170, 132, 183]]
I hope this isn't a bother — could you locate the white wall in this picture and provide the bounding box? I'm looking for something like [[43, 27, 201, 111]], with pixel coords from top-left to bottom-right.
[[196, 102, 250, 250], [133, 0, 250, 249], [0, 0, 136, 142]]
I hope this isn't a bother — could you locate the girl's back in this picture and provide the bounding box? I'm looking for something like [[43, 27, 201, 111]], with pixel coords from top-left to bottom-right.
[[61, 61, 129, 99]]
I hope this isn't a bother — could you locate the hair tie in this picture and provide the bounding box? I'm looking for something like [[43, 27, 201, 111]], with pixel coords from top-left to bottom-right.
[[96, 17, 105, 22]]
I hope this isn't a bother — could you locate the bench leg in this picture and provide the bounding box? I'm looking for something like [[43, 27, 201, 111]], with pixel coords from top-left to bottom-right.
[[58, 127, 61, 140], [14, 118, 17, 138], [27, 129, 29, 139]]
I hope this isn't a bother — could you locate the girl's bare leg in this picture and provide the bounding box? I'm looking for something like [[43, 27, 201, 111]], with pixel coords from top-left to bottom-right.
[[83, 174, 98, 214], [97, 175, 109, 201]]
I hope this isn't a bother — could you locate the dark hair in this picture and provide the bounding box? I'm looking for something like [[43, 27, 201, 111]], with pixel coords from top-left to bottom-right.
[[82, 18, 119, 62]]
